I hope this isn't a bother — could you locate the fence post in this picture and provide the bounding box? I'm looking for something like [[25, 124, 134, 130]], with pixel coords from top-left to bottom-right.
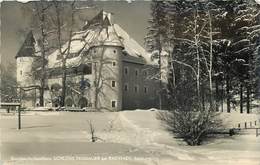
[[257, 128, 258, 137], [18, 105, 21, 130], [18, 87, 22, 130]]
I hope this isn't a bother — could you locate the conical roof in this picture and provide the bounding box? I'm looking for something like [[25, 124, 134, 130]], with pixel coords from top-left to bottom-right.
[[16, 31, 35, 58]]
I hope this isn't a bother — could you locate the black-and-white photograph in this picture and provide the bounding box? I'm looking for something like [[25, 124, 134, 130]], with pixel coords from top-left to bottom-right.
[[0, 0, 260, 164]]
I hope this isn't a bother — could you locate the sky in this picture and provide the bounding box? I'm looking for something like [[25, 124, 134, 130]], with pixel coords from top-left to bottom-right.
[[0, 1, 151, 69]]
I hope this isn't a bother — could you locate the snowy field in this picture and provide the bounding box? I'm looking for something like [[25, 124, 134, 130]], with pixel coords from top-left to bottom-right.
[[0, 110, 260, 165]]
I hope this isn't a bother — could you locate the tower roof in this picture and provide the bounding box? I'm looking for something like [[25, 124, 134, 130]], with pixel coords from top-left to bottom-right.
[[82, 10, 112, 30], [16, 31, 35, 58]]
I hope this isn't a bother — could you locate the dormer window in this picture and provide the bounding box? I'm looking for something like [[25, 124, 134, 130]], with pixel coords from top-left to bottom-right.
[[122, 50, 127, 56]]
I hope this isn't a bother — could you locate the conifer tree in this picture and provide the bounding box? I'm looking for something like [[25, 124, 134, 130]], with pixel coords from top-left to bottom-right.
[[145, 0, 167, 109]]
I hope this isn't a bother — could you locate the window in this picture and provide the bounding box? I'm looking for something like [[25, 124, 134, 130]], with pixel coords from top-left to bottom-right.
[[20, 70, 22, 76], [124, 67, 128, 75], [134, 85, 139, 93], [113, 49, 117, 54], [124, 84, 128, 91], [143, 70, 148, 77], [111, 81, 116, 87], [112, 61, 116, 67], [144, 86, 148, 93], [135, 69, 139, 76], [111, 100, 116, 108]]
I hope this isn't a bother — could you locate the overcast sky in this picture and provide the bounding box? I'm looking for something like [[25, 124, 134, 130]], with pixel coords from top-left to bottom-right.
[[0, 1, 151, 68]]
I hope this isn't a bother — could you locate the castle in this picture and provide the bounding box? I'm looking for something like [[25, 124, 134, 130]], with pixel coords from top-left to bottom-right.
[[16, 11, 166, 111]]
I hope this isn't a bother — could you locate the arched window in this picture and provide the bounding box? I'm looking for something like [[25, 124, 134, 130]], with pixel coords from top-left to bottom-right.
[[78, 97, 88, 108], [65, 97, 73, 107]]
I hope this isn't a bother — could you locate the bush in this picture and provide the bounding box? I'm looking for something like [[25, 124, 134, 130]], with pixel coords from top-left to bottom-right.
[[158, 105, 223, 146]]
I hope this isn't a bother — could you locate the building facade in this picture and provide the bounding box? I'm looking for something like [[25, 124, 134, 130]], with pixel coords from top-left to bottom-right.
[[16, 11, 162, 111]]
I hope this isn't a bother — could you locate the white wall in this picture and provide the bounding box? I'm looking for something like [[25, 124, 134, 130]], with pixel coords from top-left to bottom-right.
[[16, 57, 34, 87], [16, 57, 35, 107]]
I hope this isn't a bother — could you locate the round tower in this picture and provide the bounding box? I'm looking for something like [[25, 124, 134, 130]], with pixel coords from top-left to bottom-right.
[[84, 12, 124, 111], [90, 45, 123, 111], [16, 31, 36, 107], [16, 57, 34, 87]]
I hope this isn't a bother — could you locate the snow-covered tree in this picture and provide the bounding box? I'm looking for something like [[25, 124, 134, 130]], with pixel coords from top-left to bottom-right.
[[215, 0, 260, 113], [145, 0, 167, 109], [0, 64, 17, 102], [150, 0, 225, 145]]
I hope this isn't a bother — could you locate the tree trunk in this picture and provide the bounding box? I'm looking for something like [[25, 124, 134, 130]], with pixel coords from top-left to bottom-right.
[[221, 81, 224, 112], [215, 80, 219, 112], [60, 66, 67, 107], [158, 36, 162, 110], [39, 85, 44, 106], [202, 85, 205, 111], [246, 85, 250, 114], [208, 10, 213, 108], [94, 62, 98, 109], [226, 73, 231, 113], [38, 4, 47, 107], [240, 83, 243, 113]]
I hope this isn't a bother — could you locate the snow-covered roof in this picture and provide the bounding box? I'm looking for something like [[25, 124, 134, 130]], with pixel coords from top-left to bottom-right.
[[113, 24, 154, 64], [48, 11, 154, 68]]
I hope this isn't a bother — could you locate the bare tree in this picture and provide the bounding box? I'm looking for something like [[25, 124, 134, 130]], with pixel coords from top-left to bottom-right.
[[33, 0, 52, 106], [93, 44, 107, 111], [87, 120, 104, 142], [150, 1, 224, 145], [51, 0, 76, 107], [87, 120, 96, 142], [50, 1, 95, 107]]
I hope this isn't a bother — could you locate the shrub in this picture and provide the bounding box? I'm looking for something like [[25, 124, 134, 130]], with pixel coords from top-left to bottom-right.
[[158, 105, 223, 146]]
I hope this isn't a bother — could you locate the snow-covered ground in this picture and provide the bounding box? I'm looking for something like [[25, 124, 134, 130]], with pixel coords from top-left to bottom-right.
[[0, 110, 260, 165]]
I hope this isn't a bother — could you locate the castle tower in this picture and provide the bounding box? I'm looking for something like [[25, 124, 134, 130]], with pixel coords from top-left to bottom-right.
[[87, 14, 123, 111], [16, 31, 36, 107]]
